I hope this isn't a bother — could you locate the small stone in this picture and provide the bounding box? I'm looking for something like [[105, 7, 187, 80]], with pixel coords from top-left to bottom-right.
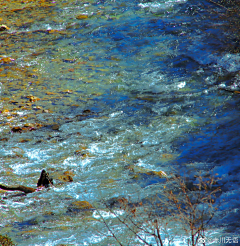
[[0, 25, 10, 31], [42, 109, 50, 113], [2, 109, 10, 114], [58, 174, 73, 182], [83, 109, 91, 114], [61, 89, 73, 94], [24, 123, 35, 128], [46, 92, 56, 95], [11, 126, 22, 133], [19, 139, 31, 143], [0, 138, 8, 141], [26, 95, 40, 102], [33, 106, 43, 110], [52, 124, 60, 130], [76, 14, 88, 20]]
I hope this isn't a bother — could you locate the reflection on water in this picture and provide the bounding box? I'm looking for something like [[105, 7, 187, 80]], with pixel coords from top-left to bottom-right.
[[1, 0, 240, 245]]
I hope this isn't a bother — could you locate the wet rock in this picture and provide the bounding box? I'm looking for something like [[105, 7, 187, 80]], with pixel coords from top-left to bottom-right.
[[51, 171, 74, 183], [128, 165, 168, 179], [76, 14, 88, 20], [0, 24, 10, 31], [42, 109, 50, 113], [52, 124, 60, 130], [71, 201, 93, 209], [145, 170, 168, 178], [11, 126, 22, 133], [37, 170, 53, 188], [67, 201, 94, 214], [83, 109, 91, 114], [0, 57, 15, 64], [105, 196, 128, 209], [24, 123, 35, 128], [19, 139, 31, 143], [61, 89, 73, 94], [26, 96, 40, 102], [0, 138, 9, 141], [57, 172, 73, 182], [74, 150, 88, 157]]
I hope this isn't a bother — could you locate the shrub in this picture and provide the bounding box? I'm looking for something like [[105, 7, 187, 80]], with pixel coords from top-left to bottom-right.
[[97, 172, 221, 246], [0, 234, 15, 246]]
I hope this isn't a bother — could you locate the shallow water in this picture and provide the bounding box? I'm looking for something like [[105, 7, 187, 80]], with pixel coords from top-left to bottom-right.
[[1, 0, 240, 245]]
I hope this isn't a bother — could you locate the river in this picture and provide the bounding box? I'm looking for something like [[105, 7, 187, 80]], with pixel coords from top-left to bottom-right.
[[0, 0, 240, 245]]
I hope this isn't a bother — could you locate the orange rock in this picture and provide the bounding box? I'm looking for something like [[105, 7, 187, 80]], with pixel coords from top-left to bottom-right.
[[0, 57, 14, 63], [53, 171, 74, 182], [76, 14, 88, 20], [46, 92, 56, 95], [58, 174, 73, 182], [24, 123, 35, 128], [2, 109, 10, 114], [26, 96, 40, 102], [63, 170, 75, 177]]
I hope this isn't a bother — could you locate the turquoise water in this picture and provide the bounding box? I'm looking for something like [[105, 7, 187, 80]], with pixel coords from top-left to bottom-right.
[[1, 0, 240, 245]]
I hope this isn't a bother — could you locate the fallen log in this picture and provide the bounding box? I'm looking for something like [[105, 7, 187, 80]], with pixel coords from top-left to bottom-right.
[[0, 169, 53, 194], [0, 184, 36, 193]]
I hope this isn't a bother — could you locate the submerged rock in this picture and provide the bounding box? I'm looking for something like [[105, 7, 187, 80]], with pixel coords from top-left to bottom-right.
[[105, 196, 128, 209], [51, 171, 74, 183], [67, 201, 94, 214]]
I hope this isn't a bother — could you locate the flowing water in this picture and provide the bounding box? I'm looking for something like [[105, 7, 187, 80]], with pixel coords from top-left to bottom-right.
[[1, 0, 240, 245]]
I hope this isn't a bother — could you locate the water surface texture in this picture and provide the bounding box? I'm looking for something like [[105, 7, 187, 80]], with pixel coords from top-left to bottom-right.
[[1, 0, 240, 245]]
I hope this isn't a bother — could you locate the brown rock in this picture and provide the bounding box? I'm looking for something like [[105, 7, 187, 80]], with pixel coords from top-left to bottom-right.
[[26, 96, 40, 102], [52, 124, 60, 130], [37, 169, 53, 188], [83, 109, 91, 114], [76, 14, 88, 20], [11, 126, 22, 133], [106, 196, 128, 209], [67, 200, 94, 214], [71, 201, 93, 210], [0, 25, 10, 31], [58, 174, 73, 182]]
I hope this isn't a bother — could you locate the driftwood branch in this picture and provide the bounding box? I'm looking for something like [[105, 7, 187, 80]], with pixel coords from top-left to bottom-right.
[[0, 169, 53, 194], [0, 184, 36, 193]]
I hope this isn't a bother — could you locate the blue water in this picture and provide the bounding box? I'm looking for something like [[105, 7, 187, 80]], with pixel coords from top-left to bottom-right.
[[1, 0, 240, 245]]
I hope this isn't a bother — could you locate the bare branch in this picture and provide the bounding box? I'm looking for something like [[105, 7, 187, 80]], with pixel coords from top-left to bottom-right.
[[105, 204, 152, 246], [94, 206, 123, 246]]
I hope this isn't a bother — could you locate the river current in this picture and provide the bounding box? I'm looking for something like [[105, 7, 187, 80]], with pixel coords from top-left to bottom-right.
[[0, 0, 240, 245]]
